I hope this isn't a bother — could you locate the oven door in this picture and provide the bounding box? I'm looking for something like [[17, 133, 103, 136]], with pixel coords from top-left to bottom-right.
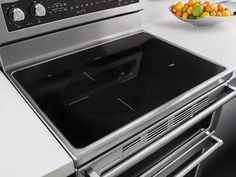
[[81, 84, 236, 177]]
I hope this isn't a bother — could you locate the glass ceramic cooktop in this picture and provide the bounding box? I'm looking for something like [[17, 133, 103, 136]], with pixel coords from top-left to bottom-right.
[[13, 32, 225, 148]]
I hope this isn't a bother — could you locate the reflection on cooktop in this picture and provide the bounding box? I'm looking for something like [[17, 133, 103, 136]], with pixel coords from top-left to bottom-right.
[[13, 32, 225, 148]]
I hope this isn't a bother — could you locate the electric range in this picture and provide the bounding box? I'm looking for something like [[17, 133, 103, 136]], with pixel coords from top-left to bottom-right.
[[0, 0, 236, 177]]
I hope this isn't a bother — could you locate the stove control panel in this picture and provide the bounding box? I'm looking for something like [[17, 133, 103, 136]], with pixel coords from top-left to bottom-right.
[[1, 0, 139, 32]]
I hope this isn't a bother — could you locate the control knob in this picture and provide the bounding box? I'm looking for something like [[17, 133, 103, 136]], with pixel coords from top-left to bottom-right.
[[9, 8, 25, 22], [31, 3, 46, 17]]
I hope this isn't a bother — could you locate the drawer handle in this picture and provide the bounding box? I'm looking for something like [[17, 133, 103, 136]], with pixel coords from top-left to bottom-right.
[[173, 135, 223, 177]]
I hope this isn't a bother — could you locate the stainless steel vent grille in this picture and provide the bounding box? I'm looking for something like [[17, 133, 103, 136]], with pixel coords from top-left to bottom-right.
[[192, 97, 209, 115], [173, 108, 192, 125], [121, 96, 209, 156], [122, 137, 142, 154], [147, 121, 168, 141], [173, 97, 209, 126]]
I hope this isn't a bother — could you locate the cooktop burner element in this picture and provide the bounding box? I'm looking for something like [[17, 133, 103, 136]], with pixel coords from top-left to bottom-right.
[[13, 32, 225, 148]]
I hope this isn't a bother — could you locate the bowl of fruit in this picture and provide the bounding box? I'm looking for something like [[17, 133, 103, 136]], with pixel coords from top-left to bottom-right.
[[170, 0, 235, 26]]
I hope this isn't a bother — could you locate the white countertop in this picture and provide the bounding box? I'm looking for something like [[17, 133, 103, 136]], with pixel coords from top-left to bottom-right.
[[0, 71, 74, 177], [1, 1, 236, 176]]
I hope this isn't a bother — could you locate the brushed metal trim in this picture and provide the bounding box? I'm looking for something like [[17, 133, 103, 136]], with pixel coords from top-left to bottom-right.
[[0, 1, 143, 44]]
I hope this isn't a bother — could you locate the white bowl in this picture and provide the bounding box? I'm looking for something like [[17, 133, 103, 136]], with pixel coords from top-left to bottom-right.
[[169, 7, 235, 26]]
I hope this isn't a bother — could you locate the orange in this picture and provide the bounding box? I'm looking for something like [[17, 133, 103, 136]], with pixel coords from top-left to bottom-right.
[[217, 3, 225, 11], [187, 6, 193, 15], [222, 10, 231, 16], [182, 12, 189, 19], [205, 4, 214, 12], [203, 1, 210, 7], [172, 6, 177, 13], [176, 11, 183, 17], [188, 0, 197, 6], [172, 8, 177, 13], [216, 11, 222, 16]]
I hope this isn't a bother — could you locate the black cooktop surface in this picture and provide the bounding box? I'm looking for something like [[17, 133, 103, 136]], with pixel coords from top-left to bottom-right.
[[13, 32, 225, 148]]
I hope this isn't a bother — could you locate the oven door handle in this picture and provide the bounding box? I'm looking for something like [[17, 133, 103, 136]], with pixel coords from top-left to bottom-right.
[[85, 86, 236, 177], [173, 135, 223, 177]]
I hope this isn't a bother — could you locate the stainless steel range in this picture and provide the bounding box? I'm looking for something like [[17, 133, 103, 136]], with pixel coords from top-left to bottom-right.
[[0, 0, 236, 177]]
